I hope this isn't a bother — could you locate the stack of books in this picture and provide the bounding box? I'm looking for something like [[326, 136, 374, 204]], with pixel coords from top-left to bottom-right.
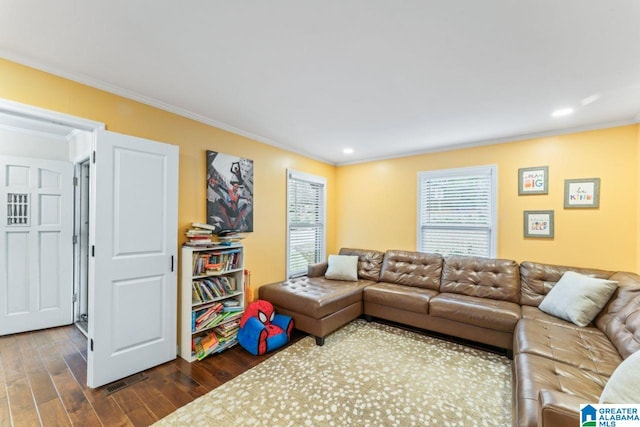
[[184, 223, 216, 246], [214, 319, 240, 341], [218, 229, 245, 244], [194, 332, 219, 360], [193, 302, 224, 331], [222, 299, 243, 313]]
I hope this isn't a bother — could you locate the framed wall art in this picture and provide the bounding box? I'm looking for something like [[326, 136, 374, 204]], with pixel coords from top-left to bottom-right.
[[206, 150, 254, 232], [518, 166, 548, 195], [564, 178, 600, 208], [524, 210, 554, 238]]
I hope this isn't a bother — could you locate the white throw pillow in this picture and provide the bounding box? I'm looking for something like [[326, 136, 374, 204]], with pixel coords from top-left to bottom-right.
[[600, 350, 640, 404], [538, 271, 618, 327], [324, 255, 359, 281]]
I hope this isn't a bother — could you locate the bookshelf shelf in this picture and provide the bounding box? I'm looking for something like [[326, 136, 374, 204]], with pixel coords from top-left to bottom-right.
[[193, 267, 244, 279], [179, 244, 245, 362]]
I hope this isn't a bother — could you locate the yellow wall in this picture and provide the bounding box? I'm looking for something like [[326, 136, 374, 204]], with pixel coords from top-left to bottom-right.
[[336, 125, 639, 272], [0, 58, 338, 295], [2, 57, 638, 279]]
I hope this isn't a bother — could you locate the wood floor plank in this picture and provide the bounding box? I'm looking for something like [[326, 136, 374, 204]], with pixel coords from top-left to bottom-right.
[[110, 387, 156, 427], [25, 369, 58, 405], [64, 328, 88, 361], [0, 396, 10, 427], [0, 357, 11, 427], [62, 350, 87, 388], [37, 343, 68, 377], [48, 366, 101, 426], [82, 388, 133, 427], [38, 398, 72, 427], [144, 370, 195, 409], [1, 340, 26, 383], [5, 377, 40, 427], [128, 379, 177, 420], [173, 359, 224, 391], [166, 369, 209, 399]]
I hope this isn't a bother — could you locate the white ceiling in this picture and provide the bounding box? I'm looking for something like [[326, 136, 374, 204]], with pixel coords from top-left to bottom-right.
[[1, 1, 639, 165]]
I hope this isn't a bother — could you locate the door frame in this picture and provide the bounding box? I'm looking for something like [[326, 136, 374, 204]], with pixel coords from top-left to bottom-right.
[[73, 158, 91, 336], [0, 99, 105, 133], [0, 98, 104, 359]]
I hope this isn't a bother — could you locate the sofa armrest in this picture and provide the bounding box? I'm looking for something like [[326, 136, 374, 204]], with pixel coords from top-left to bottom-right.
[[308, 262, 328, 278], [538, 389, 583, 427]]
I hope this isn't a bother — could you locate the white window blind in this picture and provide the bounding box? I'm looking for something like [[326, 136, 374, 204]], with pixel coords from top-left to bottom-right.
[[417, 165, 497, 258], [287, 170, 326, 278]]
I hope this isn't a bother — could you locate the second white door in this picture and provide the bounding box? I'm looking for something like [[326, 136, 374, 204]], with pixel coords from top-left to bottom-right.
[[0, 155, 73, 335], [87, 130, 179, 388]]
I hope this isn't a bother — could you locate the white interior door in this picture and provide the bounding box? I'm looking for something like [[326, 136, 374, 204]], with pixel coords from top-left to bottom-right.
[[0, 156, 73, 335], [87, 130, 178, 388]]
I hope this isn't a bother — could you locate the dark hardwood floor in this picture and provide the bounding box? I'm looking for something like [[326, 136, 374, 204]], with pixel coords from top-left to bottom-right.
[[0, 325, 305, 426]]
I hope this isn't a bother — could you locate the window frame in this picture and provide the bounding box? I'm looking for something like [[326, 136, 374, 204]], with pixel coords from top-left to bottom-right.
[[416, 165, 497, 258], [286, 169, 327, 279]]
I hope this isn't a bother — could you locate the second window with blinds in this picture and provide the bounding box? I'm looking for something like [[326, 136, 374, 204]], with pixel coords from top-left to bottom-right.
[[417, 165, 497, 258], [286, 170, 327, 279]]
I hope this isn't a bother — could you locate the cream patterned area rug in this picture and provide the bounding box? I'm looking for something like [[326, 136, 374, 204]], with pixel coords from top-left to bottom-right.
[[156, 320, 512, 426]]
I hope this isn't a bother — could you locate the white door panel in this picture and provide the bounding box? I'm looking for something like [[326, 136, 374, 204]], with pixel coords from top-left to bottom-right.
[[88, 130, 178, 388], [0, 156, 73, 335]]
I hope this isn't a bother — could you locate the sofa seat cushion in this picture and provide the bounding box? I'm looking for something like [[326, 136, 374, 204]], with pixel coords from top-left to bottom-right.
[[514, 353, 607, 427], [429, 293, 521, 332], [363, 282, 438, 314], [514, 319, 621, 376], [259, 277, 374, 319]]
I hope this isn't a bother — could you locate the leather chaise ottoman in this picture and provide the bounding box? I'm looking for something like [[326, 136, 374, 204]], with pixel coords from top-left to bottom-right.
[[259, 248, 384, 345]]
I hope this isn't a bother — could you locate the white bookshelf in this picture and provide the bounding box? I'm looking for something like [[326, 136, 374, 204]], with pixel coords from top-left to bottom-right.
[[179, 244, 245, 362]]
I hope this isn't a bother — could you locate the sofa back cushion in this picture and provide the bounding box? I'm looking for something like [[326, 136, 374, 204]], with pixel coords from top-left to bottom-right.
[[379, 250, 443, 290], [595, 271, 640, 359], [519, 261, 614, 307], [338, 248, 385, 282], [440, 256, 520, 303]]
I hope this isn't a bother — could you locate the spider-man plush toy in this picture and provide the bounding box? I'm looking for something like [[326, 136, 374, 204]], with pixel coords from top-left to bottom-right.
[[237, 300, 294, 355]]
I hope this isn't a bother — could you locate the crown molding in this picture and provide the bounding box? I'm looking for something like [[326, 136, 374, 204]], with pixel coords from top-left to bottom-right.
[[0, 50, 335, 165], [335, 118, 639, 166]]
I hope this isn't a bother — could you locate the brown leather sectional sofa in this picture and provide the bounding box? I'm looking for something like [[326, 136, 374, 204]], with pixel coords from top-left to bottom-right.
[[259, 248, 640, 427]]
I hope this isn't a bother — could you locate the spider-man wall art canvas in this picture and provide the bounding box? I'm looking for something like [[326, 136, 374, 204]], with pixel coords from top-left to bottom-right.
[[206, 150, 254, 232]]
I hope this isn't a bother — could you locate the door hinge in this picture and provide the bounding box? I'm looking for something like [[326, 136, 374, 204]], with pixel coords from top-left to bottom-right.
[[73, 176, 78, 186], [90, 339, 94, 351], [72, 293, 78, 302], [91, 245, 95, 257], [73, 235, 78, 244], [171, 255, 174, 272], [92, 150, 96, 163]]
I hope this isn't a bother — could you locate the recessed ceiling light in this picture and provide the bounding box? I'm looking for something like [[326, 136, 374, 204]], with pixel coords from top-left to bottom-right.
[[343, 148, 354, 154], [551, 108, 574, 118]]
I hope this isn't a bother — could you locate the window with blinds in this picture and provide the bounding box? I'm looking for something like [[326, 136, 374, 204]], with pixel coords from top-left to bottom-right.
[[417, 165, 497, 258], [287, 170, 326, 278]]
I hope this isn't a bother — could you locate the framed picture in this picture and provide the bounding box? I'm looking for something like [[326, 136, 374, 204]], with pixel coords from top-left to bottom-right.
[[564, 178, 600, 208], [206, 150, 254, 232], [524, 210, 554, 238], [518, 166, 548, 195]]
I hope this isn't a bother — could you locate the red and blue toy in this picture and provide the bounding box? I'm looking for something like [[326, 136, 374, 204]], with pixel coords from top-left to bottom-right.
[[237, 300, 294, 355]]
